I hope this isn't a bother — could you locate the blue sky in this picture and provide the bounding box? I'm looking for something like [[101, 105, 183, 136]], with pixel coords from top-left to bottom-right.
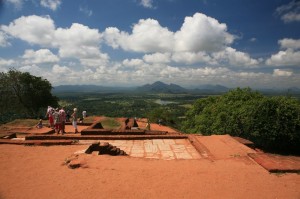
[[0, 0, 299, 88]]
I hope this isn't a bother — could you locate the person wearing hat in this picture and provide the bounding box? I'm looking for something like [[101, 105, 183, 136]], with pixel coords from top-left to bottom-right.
[[71, 108, 79, 134]]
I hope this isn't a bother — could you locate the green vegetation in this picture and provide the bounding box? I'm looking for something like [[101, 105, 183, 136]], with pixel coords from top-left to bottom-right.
[[101, 117, 121, 129], [0, 69, 59, 123], [182, 88, 300, 154]]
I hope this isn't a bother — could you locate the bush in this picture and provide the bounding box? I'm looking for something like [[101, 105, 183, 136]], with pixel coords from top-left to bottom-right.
[[182, 88, 300, 154]]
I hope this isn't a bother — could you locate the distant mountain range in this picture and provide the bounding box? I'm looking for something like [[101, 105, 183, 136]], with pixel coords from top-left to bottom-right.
[[52, 81, 300, 94], [136, 81, 188, 93]]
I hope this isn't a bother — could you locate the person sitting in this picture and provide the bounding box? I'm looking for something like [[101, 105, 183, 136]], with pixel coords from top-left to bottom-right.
[[36, 119, 43, 129]]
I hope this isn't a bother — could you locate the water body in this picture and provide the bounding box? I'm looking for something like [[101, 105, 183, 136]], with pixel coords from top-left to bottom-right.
[[154, 99, 176, 105]]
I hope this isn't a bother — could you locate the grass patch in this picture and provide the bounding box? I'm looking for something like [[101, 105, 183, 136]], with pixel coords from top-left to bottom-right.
[[101, 118, 121, 129], [82, 116, 98, 123]]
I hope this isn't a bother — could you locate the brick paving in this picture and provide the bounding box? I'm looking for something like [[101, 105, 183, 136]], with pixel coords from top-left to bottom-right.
[[248, 153, 300, 172], [78, 139, 202, 160]]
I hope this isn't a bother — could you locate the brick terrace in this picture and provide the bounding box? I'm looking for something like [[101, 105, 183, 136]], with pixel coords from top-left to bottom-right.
[[78, 139, 202, 160]]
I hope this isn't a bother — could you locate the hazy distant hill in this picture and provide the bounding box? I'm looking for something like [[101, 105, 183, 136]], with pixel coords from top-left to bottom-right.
[[136, 81, 188, 93], [51, 82, 300, 95], [53, 82, 233, 94]]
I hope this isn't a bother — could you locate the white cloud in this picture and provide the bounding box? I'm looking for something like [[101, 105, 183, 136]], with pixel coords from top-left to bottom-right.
[[281, 12, 300, 23], [0, 58, 15, 67], [103, 12, 257, 67], [212, 47, 259, 67], [279, 38, 300, 50], [54, 23, 102, 58], [52, 64, 72, 74], [273, 69, 293, 77], [143, 53, 171, 63], [266, 49, 300, 66], [22, 49, 59, 64], [123, 58, 144, 67], [2, 15, 109, 67], [19, 64, 45, 77], [174, 13, 235, 52], [140, 0, 154, 8], [1, 15, 56, 46], [171, 51, 215, 65], [104, 13, 235, 54], [276, 0, 300, 23], [40, 0, 61, 11], [104, 19, 174, 53]]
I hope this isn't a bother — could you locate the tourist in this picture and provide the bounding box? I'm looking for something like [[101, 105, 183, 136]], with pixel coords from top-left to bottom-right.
[[46, 106, 54, 129], [59, 106, 66, 135], [36, 119, 43, 129], [146, 119, 151, 130], [71, 108, 79, 134], [82, 110, 87, 119], [53, 108, 62, 134]]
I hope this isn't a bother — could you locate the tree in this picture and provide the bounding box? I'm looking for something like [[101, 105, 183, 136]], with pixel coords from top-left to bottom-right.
[[182, 88, 300, 154], [0, 69, 59, 123]]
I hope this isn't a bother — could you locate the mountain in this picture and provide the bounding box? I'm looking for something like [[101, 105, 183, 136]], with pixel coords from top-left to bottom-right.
[[136, 81, 187, 93], [53, 82, 232, 94]]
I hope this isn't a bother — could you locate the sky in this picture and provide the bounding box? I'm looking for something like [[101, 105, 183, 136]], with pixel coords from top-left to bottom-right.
[[0, 0, 299, 89]]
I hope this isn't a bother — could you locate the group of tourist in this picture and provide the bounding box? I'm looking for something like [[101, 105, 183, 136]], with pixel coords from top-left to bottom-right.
[[45, 106, 80, 134]]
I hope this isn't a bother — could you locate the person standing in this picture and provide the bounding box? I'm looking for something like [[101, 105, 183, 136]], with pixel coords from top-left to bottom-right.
[[46, 106, 54, 128], [53, 108, 61, 134], [59, 106, 66, 135], [71, 108, 79, 134], [82, 110, 87, 119]]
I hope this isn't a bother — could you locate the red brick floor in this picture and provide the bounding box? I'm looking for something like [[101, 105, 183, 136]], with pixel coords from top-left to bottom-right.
[[248, 153, 300, 172]]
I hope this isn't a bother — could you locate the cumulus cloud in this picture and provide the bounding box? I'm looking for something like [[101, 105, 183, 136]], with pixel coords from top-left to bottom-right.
[[212, 47, 259, 67], [174, 13, 235, 52], [171, 51, 215, 65], [104, 13, 235, 54], [0, 58, 15, 70], [54, 23, 102, 58], [276, 0, 300, 23], [40, 0, 61, 11], [102, 13, 259, 67], [1, 15, 56, 46], [273, 69, 293, 76], [2, 15, 109, 68], [279, 38, 300, 49], [22, 49, 59, 64], [52, 64, 72, 74], [266, 39, 300, 66], [104, 19, 174, 53], [123, 58, 145, 67], [143, 53, 171, 63]]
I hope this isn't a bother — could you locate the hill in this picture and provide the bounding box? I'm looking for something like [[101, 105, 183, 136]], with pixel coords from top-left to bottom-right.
[[136, 81, 188, 93]]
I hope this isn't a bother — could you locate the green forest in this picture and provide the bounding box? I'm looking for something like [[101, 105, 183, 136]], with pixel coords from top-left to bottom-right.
[[1, 69, 300, 154]]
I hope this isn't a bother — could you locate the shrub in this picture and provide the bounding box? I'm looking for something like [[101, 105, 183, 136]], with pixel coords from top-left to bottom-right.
[[182, 88, 300, 154]]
